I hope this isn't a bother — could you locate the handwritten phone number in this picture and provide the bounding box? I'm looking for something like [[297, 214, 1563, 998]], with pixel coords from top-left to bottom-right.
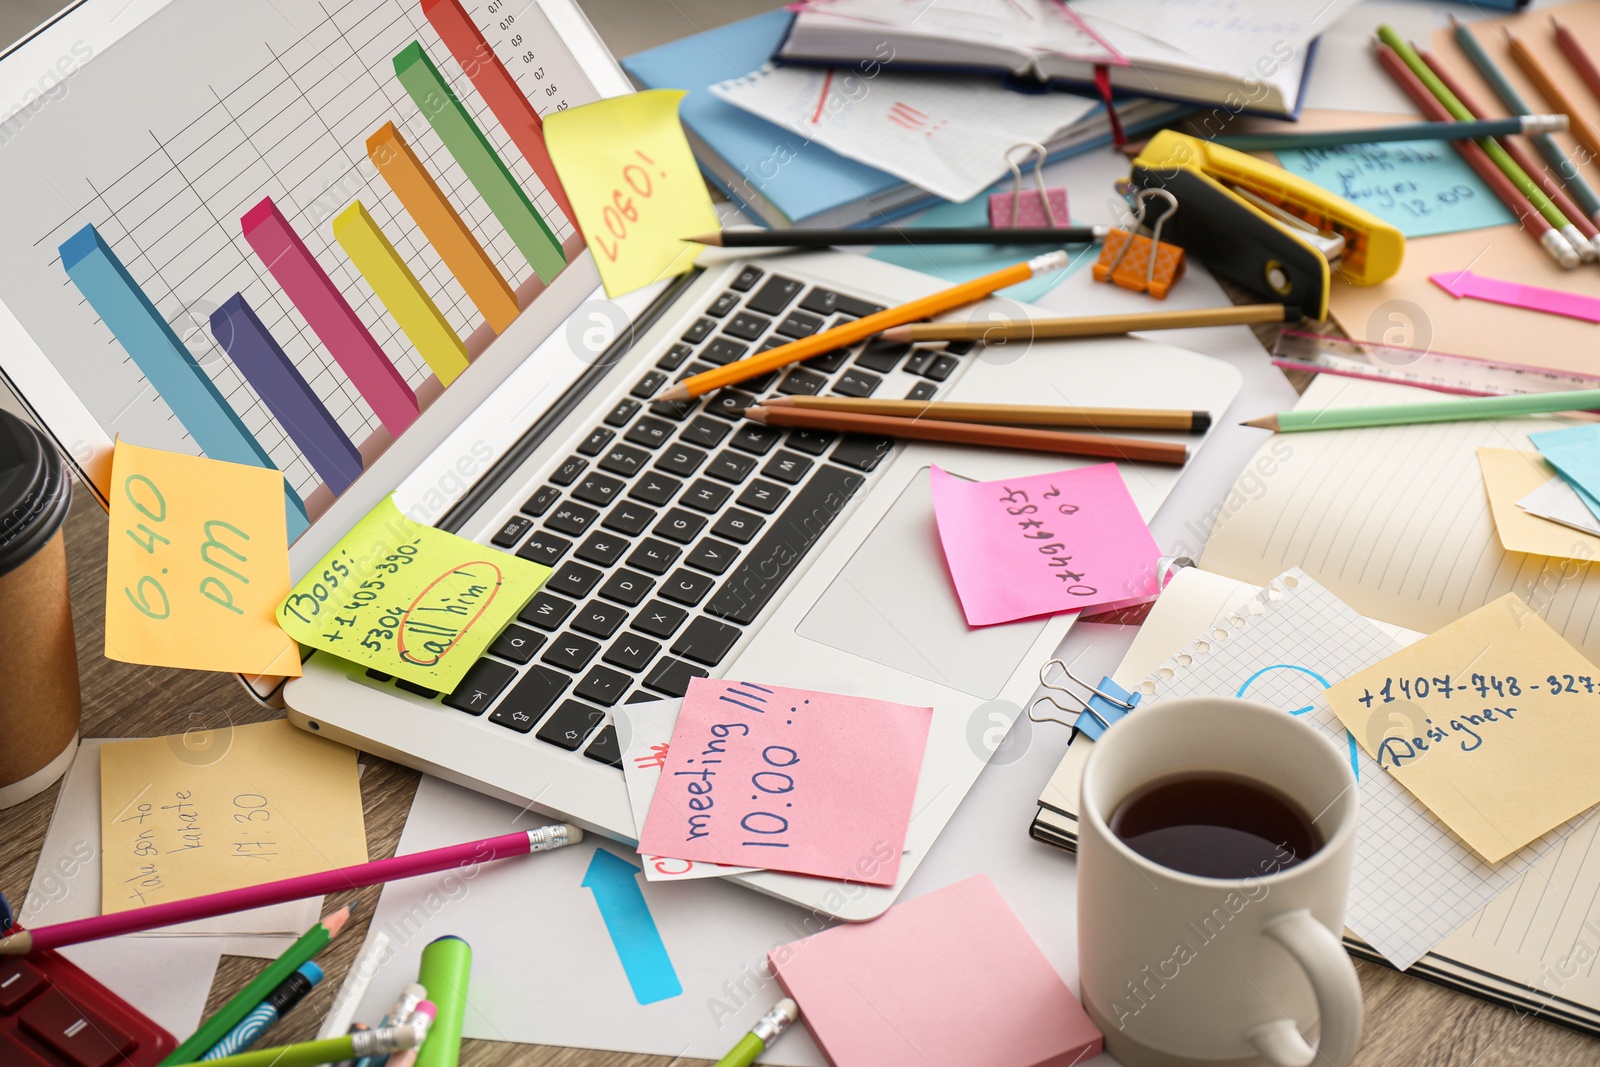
[[996, 485, 1096, 595], [1355, 672, 1598, 707]]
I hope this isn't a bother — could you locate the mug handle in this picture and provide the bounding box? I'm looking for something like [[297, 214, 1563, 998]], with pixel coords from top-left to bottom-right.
[[1246, 909, 1363, 1067]]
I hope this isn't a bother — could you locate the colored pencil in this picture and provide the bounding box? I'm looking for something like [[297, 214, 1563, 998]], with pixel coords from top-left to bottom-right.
[[1553, 17, 1600, 106], [689, 227, 1107, 247], [659, 252, 1068, 401], [1451, 15, 1600, 227], [1243, 387, 1600, 432], [744, 404, 1189, 465], [1373, 40, 1579, 269], [316, 931, 391, 1042], [181, 1003, 436, 1067], [1508, 31, 1600, 166], [762, 395, 1210, 432], [161, 908, 349, 1066], [0, 826, 581, 956], [1213, 113, 1568, 151], [878, 303, 1298, 343], [201, 962, 324, 1060]]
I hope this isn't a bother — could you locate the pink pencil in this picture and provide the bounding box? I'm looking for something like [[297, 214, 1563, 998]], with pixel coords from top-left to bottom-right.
[[0, 825, 581, 955]]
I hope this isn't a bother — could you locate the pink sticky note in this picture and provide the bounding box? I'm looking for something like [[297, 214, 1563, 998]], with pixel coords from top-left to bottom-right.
[[769, 875, 1103, 1067], [635, 678, 932, 884], [930, 463, 1160, 626]]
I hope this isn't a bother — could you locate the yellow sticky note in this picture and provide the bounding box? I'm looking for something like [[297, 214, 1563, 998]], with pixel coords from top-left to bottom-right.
[[104, 440, 300, 677], [277, 495, 550, 690], [544, 89, 721, 298], [1326, 594, 1600, 862], [99, 720, 366, 914], [1478, 447, 1600, 560]]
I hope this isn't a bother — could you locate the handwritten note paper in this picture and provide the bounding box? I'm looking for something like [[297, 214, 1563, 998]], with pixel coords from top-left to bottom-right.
[[1326, 594, 1600, 863], [636, 679, 932, 884], [1477, 448, 1600, 560], [1277, 141, 1515, 238], [544, 89, 720, 298], [929, 464, 1159, 627], [104, 441, 300, 677], [277, 496, 550, 691], [100, 720, 366, 914]]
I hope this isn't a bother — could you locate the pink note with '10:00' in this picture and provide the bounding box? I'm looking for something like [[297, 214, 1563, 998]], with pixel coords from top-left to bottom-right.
[[930, 463, 1161, 627], [635, 678, 933, 885]]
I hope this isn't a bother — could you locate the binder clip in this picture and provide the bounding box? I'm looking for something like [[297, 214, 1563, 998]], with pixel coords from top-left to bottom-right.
[[1093, 187, 1186, 299], [1028, 661, 1141, 743], [989, 142, 1069, 229]]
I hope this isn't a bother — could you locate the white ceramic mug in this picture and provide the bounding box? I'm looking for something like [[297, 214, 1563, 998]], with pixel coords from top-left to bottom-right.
[[1078, 697, 1362, 1067]]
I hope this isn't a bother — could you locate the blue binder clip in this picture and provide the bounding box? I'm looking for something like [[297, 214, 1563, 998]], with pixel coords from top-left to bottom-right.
[[1028, 661, 1140, 742]]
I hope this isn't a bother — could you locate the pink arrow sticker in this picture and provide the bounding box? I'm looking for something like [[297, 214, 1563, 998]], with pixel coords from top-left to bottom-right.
[[1430, 270, 1600, 323]]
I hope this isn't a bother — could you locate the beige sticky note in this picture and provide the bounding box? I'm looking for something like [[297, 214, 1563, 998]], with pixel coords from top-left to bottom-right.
[[100, 720, 366, 914], [1478, 448, 1600, 560], [1327, 594, 1600, 862]]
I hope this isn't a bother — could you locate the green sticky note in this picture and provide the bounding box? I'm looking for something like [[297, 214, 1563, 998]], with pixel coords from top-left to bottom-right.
[[277, 496, 550, 690], [1276, 140, 1516, 238]]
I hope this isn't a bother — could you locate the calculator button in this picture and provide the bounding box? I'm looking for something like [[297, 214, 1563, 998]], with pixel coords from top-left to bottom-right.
[[0, 959, 46, 1013], [746, 276, 804, 315], [444, 658, 518, 714], [488, 625, 544, 665], [0, 1033, 51, 1067], [18, 988, 133, 1067]]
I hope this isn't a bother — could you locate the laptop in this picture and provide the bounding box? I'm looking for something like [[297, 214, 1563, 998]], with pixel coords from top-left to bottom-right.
[[0, 0, 1241, 919]]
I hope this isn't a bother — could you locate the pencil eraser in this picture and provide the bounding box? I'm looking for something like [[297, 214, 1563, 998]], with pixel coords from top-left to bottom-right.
[[413, 1000, 438, 1021]]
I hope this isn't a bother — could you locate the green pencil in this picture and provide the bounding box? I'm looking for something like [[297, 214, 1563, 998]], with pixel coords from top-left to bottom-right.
[[159, 907, 349, 1066], [169, 1002, 433, 1067], [1243, 388, 1600, 433]]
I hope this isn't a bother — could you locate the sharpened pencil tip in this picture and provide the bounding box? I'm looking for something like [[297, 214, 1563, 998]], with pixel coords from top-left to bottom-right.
[[763, 396, 796, 407], [744, 406, 770, 423], [1241, 415, 1280, 431], [658, 384, 691, 403], [878, 325, 913, 342], [686, 231, 723, 246], [322, 905, 353, 939]]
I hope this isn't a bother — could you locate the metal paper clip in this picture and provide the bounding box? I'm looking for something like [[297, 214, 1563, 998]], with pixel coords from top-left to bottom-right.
[[990, 141, 1068, 228], [1028, 661, 1141, 742], [1105, 188, 1177, 288]]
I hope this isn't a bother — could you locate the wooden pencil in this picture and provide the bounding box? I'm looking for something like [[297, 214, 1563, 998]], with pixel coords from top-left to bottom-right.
[[877, 303, 1297, 343], [689, 226, 1108, 247], [1509, 30, 1600, 164], [1243, 386, 1600, 432], [744, 405, 1189, 465], [1553, 17, 1600, 106], [763, 395, 1210, 433]]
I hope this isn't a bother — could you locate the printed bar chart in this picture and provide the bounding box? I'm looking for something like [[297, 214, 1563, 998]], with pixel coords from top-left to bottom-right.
[[241, 197, 420, 437], [368, 122, 521, 333], [334, 202, 470, 387], [423, 0, 576, 228], [394, 41, 566, 284], [210, 295, 364, 495]]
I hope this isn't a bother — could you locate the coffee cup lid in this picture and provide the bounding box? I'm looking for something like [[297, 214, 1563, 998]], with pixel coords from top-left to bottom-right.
[[0, 410, 71, 577]]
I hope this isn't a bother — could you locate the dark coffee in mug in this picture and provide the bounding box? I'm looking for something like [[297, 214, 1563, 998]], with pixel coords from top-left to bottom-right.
[[1109, 772, 1323, 879]]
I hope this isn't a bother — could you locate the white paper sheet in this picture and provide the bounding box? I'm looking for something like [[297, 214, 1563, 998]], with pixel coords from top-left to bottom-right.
[[1519, 475, 1600, 536]]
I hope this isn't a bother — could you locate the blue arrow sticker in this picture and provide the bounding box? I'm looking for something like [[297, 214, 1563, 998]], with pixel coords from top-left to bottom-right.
[[581, 847, 682, 1004]]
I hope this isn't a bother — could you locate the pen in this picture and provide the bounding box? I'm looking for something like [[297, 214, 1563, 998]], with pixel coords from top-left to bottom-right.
[[714, 999, 800, 1067]]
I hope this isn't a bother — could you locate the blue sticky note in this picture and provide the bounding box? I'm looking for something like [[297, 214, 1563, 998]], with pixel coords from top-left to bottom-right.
[[1531, 424, 1600, 522], [1276, 140, 1517, 238]]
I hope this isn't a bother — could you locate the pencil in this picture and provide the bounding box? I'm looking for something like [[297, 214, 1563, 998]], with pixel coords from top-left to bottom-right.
[[744, 404, 1189, 465], [1553, 17, 1600, 106], [160, 907, 349, 1066], [1212, 114, 1568, 151], [1450, 15, 1600, 227], [316, 931, 391, 1041], [689, 227, 1107, 247], [659, 251, 1068, 401], [878, 303, 1298, 343], [1243, 386, 1600, 432], [186, 1003, 435, 1067], [1508, 31, 1600, 166], [1373, 40, 1579, 269], [763, 395, 1211, 432]]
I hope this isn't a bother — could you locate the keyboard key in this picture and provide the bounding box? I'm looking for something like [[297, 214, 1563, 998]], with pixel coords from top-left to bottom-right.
[[650, 396, 699, 421], [729, 264, 763, 291], [786, 428, 835, 455], [743, 369, 781, 392], [686, 537, 740, 575], [762, 450, 813, 484], [546, 501, 599, 537], [801, 348, 850, 373], [705, 389, 757, 420], [672, 616, 743, 666], [602, 500, 656, 536], [945, 340, 975, 354], [833, 369, 882, 397], [19, 988, 133, 1067], [490, 515, 533, 548], [0, 1032, 51, 1067], [704, 337, 748, 365], [657, 343, 694, 370], [572, 472, 625, 507], [707, 466, 866, 624], [516, 530, 571, 567], [708, 291, 741, 317], [746, 275, 805, 315], [737, 479, 789, 514], [707, 451, 758, 484], [599, 568, 655, 607], [584, 724, 624, 767], [550, 455, 587, 486], [604, 398, 642, 427], [681, 417, 730, 448], [519, 591, 575, 630], [395, 679, 439, 698], [488, 625, 544, 665], [653, 507, 706, 543], [681, 317, 715, 343], [625, 416, 674, 449], [634, 599, 689, 638], [630, 470, 683, 506], [605, 632, 662, 671], [626, 690, 657, 703], [599, 443, 649, 476], [660, 568, 715, 606], [855, 340, 909, 372], [542, 632, 600, 671], [632, 371, 669, 399], [444, 658, 518, 714], [682, 478, 732, 512], [926, 354, 960, 381], [490, 666, 570, 732], [723, 311, 771, 341], [776, 310, 825, 338], [627, 537, 681, 575], [576, 665, 632, 706], [575, 531, 630, 567], [0, 959, 46, 1012], [572, 600, 628, 638], [578, 426, 614, 456], [677, 360, 714, 380], [904, 349, 936, 376], [521, 485, 562, 516], [778, 369, 827, 395], [537, 700, 607, 750], [800, 288, 883, 317], [906, 380, 938, 401], [656, 443, 707, 477], [547, 562, 602, 598], [644, 656, 710, 697], [831, 434, 894, 472], [711, 508, 765, 544], [729, 424, 783, 455]]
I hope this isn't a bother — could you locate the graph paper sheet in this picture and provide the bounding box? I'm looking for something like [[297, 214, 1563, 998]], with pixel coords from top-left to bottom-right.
[[1137, 569, 1580, 970]]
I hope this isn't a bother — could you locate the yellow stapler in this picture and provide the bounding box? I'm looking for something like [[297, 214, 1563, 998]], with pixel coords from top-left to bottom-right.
[[1128, 131, 1405, 321]]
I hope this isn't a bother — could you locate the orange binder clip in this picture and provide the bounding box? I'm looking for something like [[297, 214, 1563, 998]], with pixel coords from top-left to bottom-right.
[[1093, 188, 1185, 299]]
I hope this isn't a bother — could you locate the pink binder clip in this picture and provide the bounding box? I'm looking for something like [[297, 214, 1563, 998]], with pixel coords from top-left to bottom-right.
[[988, 142, 1068, 228]]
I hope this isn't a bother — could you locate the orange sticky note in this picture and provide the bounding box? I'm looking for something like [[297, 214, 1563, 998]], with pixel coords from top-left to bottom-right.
[[104, 440, 300, 677]]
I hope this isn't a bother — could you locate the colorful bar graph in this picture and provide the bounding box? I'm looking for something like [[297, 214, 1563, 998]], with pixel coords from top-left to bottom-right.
[[422, 0, 577, 229], [394, 41, 566, 284], [333, 201, 470, 387], [367, 122, 520, 334], [210, 294, 364, 495], [241, 197, 419, 437]]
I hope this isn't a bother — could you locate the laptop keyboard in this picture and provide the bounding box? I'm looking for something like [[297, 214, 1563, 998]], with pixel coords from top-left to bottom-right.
[[362, 264, 975, 770]]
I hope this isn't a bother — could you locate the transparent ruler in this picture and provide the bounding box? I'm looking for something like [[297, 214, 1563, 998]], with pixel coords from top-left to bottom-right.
[[1271, 331, 1600, 397]]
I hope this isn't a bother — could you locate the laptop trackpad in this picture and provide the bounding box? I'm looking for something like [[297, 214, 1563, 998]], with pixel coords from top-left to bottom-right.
[[795, 468, 1050, 699]]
